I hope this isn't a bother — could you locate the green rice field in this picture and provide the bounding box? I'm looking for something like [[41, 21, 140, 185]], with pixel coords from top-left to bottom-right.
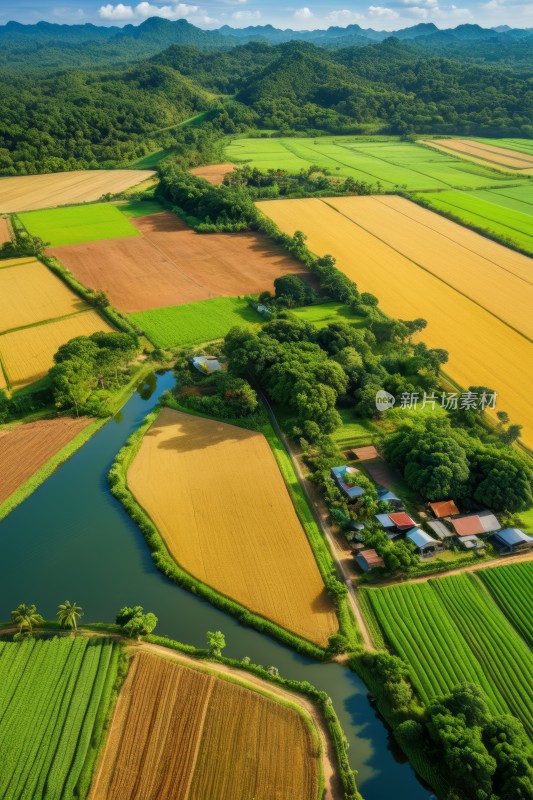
[[18, 203, 140, 247], [130, 296, 261, 348], [291, 302, 367, 329], [413, 185, 533, 254], [116, 199, 164, 218], [479, 562, 533, 648], [365, 572, 533, 737], [224, 137, 524, 191], [0, 636, 120, 800]]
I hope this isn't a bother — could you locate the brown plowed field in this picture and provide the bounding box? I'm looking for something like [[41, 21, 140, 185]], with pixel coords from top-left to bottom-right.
[[421, 139, 533, 173], [258, 197, 533, 448], [90, 652, 319, 800], [0, 170, 155, 212], [0, 216, 11, 244], [128, 408, 338, 645], [0, 310, 113, 387], [48, 212, 307, 313], [190, 162, 235, 184], [0, 416, 91, 505], [0, 259, 86, 333]]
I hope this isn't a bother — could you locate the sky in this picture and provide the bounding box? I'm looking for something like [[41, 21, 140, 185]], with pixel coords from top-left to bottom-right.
[[0, 0, 532, 31]]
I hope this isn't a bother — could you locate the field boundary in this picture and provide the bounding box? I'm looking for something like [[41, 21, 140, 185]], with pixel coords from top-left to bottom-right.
[[109, 405, 341, 660]]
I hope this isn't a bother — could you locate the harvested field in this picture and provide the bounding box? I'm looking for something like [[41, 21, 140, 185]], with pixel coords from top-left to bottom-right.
[[352, 446, 380, 461], [0, 416, 91, 506], [0, 169, 155, 212], [0, 259, 86, 333], [0, 310, 112, 387], [422, 138, 533, 172], [90, 652, 320, 800], [20, 203, 139, 247], [258, 196, 533, 448], [0, 215, 11, 244], [128, 408, 338, 645], [190, 162, 235, 184], [362, 458, 401, 490], [49, 211, 307, 313]]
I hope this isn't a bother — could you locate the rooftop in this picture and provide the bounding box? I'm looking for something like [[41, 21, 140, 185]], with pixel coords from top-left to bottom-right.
[[494, 528, 533, 547], [451, 515, 485, 537], [427, 520, 453, 540], [478, 510, 501, 533], [331, 466, 365, 499], [192, 355, 222, 374], [357, 549, 385, 568], [407, 528, 438, 548], [375, 513, 396, 528], [428, 500, 460, 518], [460, 535, 484, 550], [378, 488, 401, 503], [388, 512, 417, 529]]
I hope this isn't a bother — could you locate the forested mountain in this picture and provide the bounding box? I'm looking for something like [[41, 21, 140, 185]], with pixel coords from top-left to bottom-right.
[[0, 25, 532, 175]]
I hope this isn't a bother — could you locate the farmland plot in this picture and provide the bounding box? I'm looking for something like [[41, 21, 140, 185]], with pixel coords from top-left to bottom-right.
[[128, 408, 338, 645], [0, 416, 91, 507], [0, 169, 154, 212], [365, 573, 533, 737], [479, 562, 533, 648], [190, 162, 235, 184], [50, 212, 307, 314], [0, 636, 120, 800], [421, 138, 533, 173], [0, 215, 11, 244], [412, 186, 533, 255], [257, 196, 533, 449], [0, 259, 86, 332], [20, 203, 140, 247], [90, 652, 320, 800], [225, 137, 520, 189], [0, 310, 112, 387]]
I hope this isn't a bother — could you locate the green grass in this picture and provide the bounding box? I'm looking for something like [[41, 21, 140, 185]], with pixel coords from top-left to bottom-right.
[[0, 636, 120, 800], [412, 185, 533, 255], [478, 562, 533, 648], [291, 302, 367, 330], [224, 136, 526, 191], [18, 203, 139, 247], [130, 297, 262, 348], [116, 199, 164, 218], [365, 572, 533, 737]]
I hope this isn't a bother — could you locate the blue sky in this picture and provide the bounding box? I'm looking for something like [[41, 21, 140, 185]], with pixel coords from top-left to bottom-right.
[[1, 0, 532, 30]]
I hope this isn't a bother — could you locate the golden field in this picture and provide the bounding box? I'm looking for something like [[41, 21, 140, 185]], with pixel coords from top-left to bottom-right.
[[0, 259, 86, 333], [90, 652, 320, 800], [0, 310, 112, 387], [0, 169, 154, 212], [421, 139, 533, 174], [257, 197, 533, 449], [128, 408, 338, 645], [0, 216, 10, 244]]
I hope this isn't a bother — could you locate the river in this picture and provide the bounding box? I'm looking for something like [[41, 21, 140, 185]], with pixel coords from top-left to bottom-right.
[[0, 371, 432, 800]]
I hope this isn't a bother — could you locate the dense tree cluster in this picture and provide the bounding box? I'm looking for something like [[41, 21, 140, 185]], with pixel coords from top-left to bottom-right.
[[176, 371, 259, 419], [49, 331, 140, 417], [382, 416, 533, 511], [223, 164, 375, 199]]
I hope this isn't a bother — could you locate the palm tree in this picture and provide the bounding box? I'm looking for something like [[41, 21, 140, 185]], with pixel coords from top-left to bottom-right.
[[11, 603, 43, 634], [57, 601, 83, 631]]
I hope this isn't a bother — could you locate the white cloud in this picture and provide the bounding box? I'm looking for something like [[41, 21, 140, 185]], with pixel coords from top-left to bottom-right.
[[367, 5, 399, 17], [294, 7, 314, 20], [406, 6, 430, 17], [232, 8, 261, 18], [98, 1, 218, 22], [325, 9, 365, 22]]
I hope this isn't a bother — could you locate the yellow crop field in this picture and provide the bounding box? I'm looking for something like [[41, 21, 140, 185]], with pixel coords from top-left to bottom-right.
[[325, 195, 533, 339], [0, 260, 86, 333], [0, 310, 112, 387], [421, 139, 533, 174], [257, 197, 533, 449], [128, 408, 338, 645], [0, 216, 11, 244], [0, 169, 154, 212], [90, 652, 320, 800]]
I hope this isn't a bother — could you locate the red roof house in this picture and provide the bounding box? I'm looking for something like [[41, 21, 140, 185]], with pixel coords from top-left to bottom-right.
[[428, 500, 460, 518], [451, 515, 485, 537], [388, 512, 417, 530]]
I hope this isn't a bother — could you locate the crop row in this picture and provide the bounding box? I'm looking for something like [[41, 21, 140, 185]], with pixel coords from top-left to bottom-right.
[[478, 562, 533, 648]]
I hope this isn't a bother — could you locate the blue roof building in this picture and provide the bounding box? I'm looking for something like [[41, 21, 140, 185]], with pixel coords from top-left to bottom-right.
[[375, 513, 396, 529], [492, 528, 533, 554], [406, 528, 443, 557], [331, 466, 365, 501]]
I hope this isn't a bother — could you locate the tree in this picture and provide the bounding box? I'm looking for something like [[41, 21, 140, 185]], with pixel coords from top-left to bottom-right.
[[207, 630, 226, 657], [57, 601, 83, 630], [11, 603, 43, 634], [116, 606, 158, 639]]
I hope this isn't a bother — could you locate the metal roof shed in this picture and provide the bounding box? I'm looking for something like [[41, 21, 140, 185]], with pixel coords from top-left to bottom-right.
[[427, 520, 453, 540], [478, 511, 501, 533], [375, 513, 396, 529], [330, 466, 365, 500], [451, 515, 485, 536]]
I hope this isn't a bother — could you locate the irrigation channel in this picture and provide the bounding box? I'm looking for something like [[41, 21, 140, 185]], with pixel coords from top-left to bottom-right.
[[0, 371, 431, 800]]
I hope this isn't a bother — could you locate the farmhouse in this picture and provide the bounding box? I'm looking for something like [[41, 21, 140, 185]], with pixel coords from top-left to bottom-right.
[[426, 519, 455, 541], [450, 515, 486, 537], [478, 510, 501, 533], [375, 511, 417, 531], [406, 528, 444, 558], [355, 549, 385, 572], [331, 466, 364, 501], [377, 488, 403, 509], [428, 500, 460, 518], [458, 534, 485, 551], [492, 528, 533, 555], [192, 356, 222, 374]]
